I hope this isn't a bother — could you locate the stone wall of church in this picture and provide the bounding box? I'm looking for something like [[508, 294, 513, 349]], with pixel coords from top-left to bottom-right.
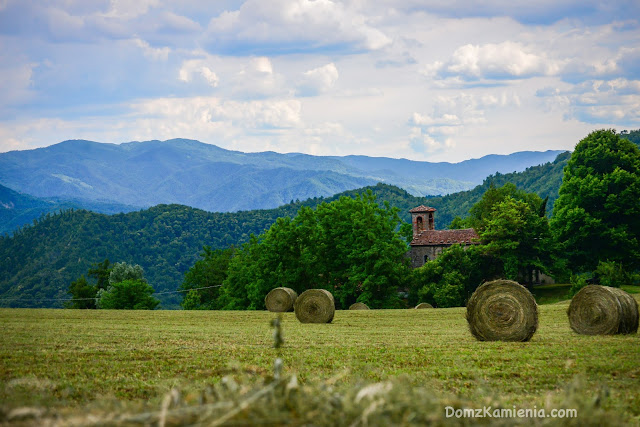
[[409, 245, 448, 268]]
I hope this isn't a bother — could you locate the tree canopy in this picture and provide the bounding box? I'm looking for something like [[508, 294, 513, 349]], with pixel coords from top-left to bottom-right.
[[480, 195, 552, 283], [66, 259, 112, 309], [179, 246, 234, 310], [551, 129, 640, 272], [190, 191, 412, 310], [96, 279, 159, 310], [411, 183, 553, 307], [96, 262, 159, 310]]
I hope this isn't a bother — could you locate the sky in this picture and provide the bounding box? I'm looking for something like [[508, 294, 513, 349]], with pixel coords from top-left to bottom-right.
[[0, 1, 639, 162]]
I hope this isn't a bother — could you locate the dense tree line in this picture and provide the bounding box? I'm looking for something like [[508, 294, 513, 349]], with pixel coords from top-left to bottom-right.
[[551, 129, 640, 272], [181, 130, 640, 309], [1, 187, 416, 308], [182, 182, 555, 310], [3, 130, 639, 309], [181, 192, 411, 310]]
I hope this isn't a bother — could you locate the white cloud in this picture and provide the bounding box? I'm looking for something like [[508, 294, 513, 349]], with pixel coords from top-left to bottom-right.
[[296, 63, 339, 96], [155, 11, 202, 33], [427, 41, 563, 81], [410, 112, 460, 126], [1, 0, 638, 163], [131, 38, 170, 61], [179, 59, 219, 87], [205, 0, 391, 53], [233, 56, 288, 98], [131, 96, 302, 130], [0, 60, 36, 107], [102, 0, 159, 20], [409, 126, 453, 154], [249, 56, 273, 74], [407, 91, 523, 156], [537, 78, 640, 125]]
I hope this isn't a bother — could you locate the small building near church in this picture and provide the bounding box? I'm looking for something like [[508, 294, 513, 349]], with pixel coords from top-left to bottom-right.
[[408, 205, 480, 268]]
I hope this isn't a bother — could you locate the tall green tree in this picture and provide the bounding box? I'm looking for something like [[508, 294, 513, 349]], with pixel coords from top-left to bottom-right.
[[96, 262, 159, 309], [314, 193, 409, 308], [96, 279, 160, 310], [551, 129, 640, 272], [411, 244, 491, 308], [108, 262, 145, 286], [465, 182, 546, 232], [66, 275, 97, 309], [480, 196, 552, 283], [66, 259, 111, 309], [457, 182, 552, 284], [415, 184, 553, 304], [217, 236, 260, 310], [179, 246, 234, 310], [88, 259, 111, 291], [215, 191, 410, 310]]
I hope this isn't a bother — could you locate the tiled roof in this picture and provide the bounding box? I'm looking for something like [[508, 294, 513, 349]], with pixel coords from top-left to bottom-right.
[[410, 228, 480, 246], [409, 205, 436, 213]]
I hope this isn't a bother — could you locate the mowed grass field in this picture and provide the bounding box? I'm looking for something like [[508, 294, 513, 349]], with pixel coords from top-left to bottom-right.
[[1, 292, 639, 424]]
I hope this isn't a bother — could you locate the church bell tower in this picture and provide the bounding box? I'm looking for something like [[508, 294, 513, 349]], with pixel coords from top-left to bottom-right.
[[409, 205, 436, 238]]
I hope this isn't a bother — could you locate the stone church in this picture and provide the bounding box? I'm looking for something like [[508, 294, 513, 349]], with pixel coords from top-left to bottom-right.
[[408, 205, 480, 268]]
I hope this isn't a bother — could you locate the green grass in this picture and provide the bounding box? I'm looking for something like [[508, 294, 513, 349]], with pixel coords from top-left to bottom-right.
[[1, 299, 639, 424], [531, 283, 572, 304], [530, 284, 640, 305]]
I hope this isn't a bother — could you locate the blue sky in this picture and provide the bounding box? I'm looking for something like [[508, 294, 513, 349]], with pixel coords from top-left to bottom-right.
[[0, 0, 639, 162]]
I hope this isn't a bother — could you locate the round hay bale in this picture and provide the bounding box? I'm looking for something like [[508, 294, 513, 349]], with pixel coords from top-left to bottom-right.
[[415, 303, 433, 309], [568, 285, 639, 335], [466, 279, 538, 342], [294, 289, 335, 323], [265, 287, 298, 312], [349, 302, 370, 310]]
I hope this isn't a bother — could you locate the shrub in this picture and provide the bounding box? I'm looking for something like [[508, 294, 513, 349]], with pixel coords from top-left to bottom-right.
[[568, 273, 589, 298], [97, 279, 160, 310]]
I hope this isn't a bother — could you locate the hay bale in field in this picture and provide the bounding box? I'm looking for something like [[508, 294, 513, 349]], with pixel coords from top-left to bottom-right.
[[415, 303, 433, 309], [265, 287, 298, 312], [466, 279, 538, 342], [567, 285, 639, 335], [294, 289, 335, 323], [349, 302, 370, 310]]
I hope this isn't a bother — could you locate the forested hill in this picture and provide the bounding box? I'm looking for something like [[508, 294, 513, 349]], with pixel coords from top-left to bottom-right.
[[0, 183, 139, 234], [0, 152, 569, 309]]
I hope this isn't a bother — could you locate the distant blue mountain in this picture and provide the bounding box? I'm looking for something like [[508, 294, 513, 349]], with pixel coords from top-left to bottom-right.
[[0, 138, 562, 220]]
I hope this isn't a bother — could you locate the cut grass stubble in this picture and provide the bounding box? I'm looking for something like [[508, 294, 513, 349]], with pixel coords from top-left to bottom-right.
[[1, 297, 639, 421]]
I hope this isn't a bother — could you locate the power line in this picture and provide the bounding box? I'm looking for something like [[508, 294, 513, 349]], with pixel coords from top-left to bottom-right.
[[155, 284, 223, 295]]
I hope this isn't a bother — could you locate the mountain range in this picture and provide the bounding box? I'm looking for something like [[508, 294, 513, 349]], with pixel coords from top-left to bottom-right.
[[0, 139, 562, 232]]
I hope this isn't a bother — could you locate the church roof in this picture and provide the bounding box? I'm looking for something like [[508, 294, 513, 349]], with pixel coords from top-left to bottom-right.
[[409, 205, 436, 213], [410, 228, 480, 246]]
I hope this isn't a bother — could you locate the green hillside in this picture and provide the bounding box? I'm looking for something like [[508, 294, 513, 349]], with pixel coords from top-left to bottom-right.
[[0, 183, 139, 235], [425, 151, 569, 226], [0, 152, 569, 309]]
